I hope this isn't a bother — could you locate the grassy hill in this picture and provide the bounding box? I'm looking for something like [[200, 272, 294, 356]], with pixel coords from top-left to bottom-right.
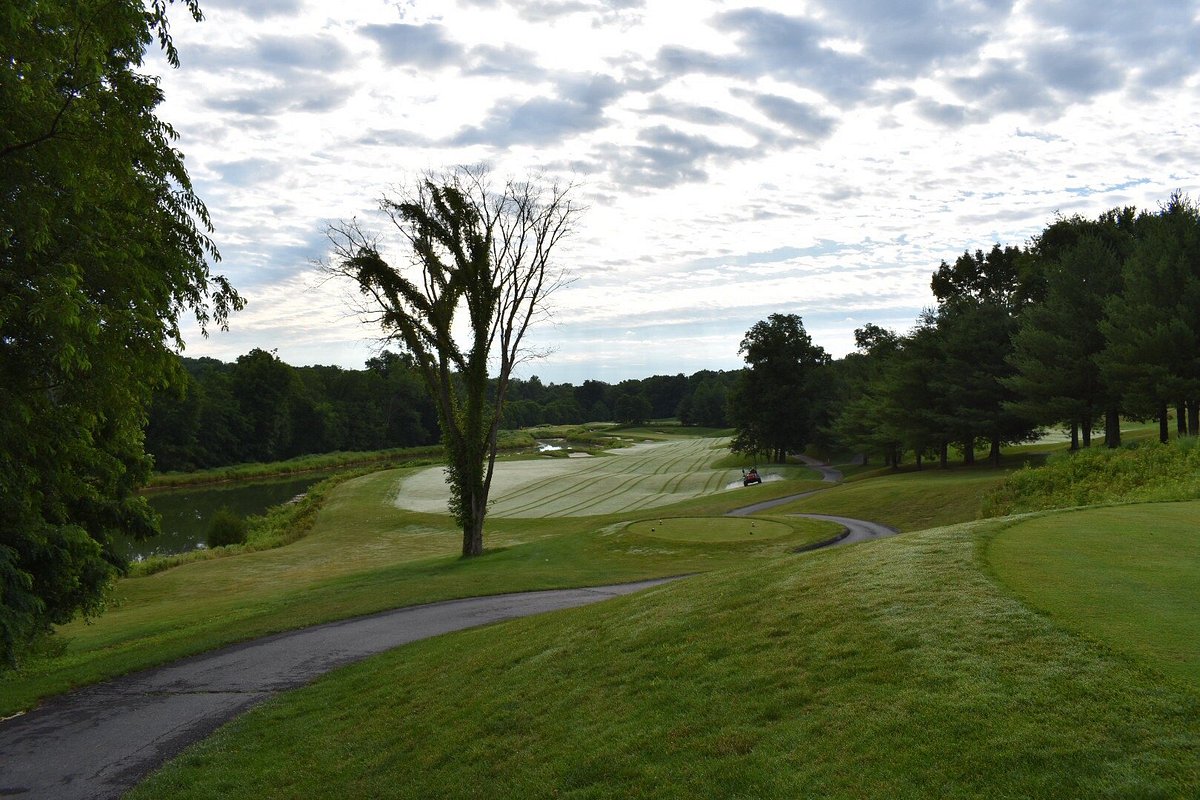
[[130, 509, 1200, 799], [9, 433, 1200, 797]]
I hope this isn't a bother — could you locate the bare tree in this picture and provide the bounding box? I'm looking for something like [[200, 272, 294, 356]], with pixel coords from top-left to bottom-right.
[[324, 166, 580, 556]]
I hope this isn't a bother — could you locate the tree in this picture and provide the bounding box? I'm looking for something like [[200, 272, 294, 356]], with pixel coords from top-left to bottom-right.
[[1100, 194, 1200, 443], [685, 376, 730, 428], [1006, 212, 1133, 448], [929, 245, 1038, 464], [230, 349, 301, 462], [728, 314, 829, 462], [828, 324, 903, 466], [325, 167, 579, 556], [877, 315, 948, 467], [1, 1, 240, 663], [614, 392, 653, 425]]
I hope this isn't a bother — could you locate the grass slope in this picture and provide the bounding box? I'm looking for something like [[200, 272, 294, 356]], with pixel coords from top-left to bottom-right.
[[0, 463, 835, 716], [130, 518, 1200, 799], [984, 437, 1200, 516], [768, 467, 1008, 531], [987, 501, 1200, 686]]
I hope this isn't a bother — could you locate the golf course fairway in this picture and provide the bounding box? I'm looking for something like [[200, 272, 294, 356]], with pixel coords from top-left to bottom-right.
[[393, 438, 778, 517]]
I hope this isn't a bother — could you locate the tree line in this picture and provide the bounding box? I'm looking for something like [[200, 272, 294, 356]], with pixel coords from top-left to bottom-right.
[[146, 350, 740, 471], [730, 193, 1200, 468]]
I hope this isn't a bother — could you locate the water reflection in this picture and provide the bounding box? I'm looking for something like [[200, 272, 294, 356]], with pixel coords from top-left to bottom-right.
[[115, 473, 331, 561]]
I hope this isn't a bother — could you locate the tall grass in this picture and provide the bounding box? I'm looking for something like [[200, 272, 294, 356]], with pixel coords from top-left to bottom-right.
[[982, 437, 1200, 517]]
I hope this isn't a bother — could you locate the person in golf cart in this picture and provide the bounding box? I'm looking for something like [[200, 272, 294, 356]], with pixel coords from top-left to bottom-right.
[[742, 467, 761, 486]]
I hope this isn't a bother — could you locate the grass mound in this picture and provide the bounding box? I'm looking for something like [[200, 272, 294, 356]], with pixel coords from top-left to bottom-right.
[[987, 501, 1200, 685], [130, 518, 1200, 799], [983, 438, 1200, 516], [627, 516, 797, 543]]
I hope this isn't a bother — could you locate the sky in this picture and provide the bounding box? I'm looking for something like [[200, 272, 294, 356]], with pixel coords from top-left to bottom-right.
[[150, 0, 1200, 385]]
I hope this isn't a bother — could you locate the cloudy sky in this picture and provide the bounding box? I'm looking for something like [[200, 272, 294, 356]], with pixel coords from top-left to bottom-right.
[[151, 0, 1200, 384]]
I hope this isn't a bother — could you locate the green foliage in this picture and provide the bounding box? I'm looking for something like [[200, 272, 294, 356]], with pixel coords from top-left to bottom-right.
[[0, 0, 240, 664], [1005, 211, 1134, 446], [205, 508, 247, 549], [1099, 194, 1200, 425], [613, 392, 653, 424], [146, 351, 439, 471], [729, 314, 829, 461], [982, 437, 1200, 516]]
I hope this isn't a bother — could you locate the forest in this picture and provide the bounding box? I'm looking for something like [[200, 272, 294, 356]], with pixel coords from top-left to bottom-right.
[[150, 194, 1200, 474], [145, 350, 739, 471], [727, 194, 1200, 468]]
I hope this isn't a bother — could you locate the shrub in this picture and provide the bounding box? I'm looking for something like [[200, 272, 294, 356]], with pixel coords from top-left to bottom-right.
[[206, 507, 248, 548], [982, 438, 1200, 517]]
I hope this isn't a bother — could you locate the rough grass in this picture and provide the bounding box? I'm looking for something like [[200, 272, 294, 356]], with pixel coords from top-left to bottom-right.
[[129, 516, 1200, 800], [983, 437, 1200, 516], [766, 467, 1009, 531], [0, 459, 835, 716]]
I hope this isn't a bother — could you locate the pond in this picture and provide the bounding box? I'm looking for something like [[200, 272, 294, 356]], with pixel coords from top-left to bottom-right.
[[114, 473, 333, 561]]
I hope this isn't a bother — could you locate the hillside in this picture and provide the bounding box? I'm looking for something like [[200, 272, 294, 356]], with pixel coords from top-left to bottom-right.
[[129, 509, 1200, 799]]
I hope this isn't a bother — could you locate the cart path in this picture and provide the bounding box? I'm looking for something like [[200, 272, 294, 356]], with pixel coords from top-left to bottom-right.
[[1, 455, 887, 799], [727, 455, 898, 549], [0, 578, 679, 800]]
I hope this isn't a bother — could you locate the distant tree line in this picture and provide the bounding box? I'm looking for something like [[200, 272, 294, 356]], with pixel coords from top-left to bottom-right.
[[732, 193, 1200, 467], [146, 351, 739, 471]]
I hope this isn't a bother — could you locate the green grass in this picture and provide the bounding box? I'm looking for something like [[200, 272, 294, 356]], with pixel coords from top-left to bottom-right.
[[626, 515, 823, 543], [0, 456, 831, 716], [129, 515, 1200, 799], [984, 437, 1200, 516], [767, 467, 1010, 531], [986, 501, 1200, 686], [396, 437, 757, 518], [146, 447, 443, 488], [16, 425, 1200, 798]]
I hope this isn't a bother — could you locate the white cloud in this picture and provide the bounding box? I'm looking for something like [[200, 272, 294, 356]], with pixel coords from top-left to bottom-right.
[[151, 0, 1200, 383]]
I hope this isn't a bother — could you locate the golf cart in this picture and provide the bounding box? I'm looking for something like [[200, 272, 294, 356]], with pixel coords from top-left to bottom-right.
[[742, 467, 762, 486]]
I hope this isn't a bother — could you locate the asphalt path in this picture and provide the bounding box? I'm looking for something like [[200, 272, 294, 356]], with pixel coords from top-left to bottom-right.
[[0, 578, 677, 800], [727, 455, 899, 549], [0, 457, 892, 800]]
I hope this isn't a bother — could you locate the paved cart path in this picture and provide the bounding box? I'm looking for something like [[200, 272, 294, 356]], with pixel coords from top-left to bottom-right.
[[1, 455, 895, 800], [0, 579, 677, 800], [726, 455, 899, 548]]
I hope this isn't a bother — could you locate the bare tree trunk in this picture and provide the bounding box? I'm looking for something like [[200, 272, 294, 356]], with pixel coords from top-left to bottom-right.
[[939, 441, 949, 469], [1081, 419, 1091, 448], [1177, 400, 1188, 436], [963, 441, 974, 466], [1070, 421, 1079, 451], [1159, 402, 1169, 444], [1190, 400, 1199, 436], [989, 436, 1001, 465]]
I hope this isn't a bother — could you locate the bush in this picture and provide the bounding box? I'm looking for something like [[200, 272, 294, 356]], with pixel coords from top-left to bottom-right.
[[206, 507, 248, 548], [982, 438, 1200, 517]]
